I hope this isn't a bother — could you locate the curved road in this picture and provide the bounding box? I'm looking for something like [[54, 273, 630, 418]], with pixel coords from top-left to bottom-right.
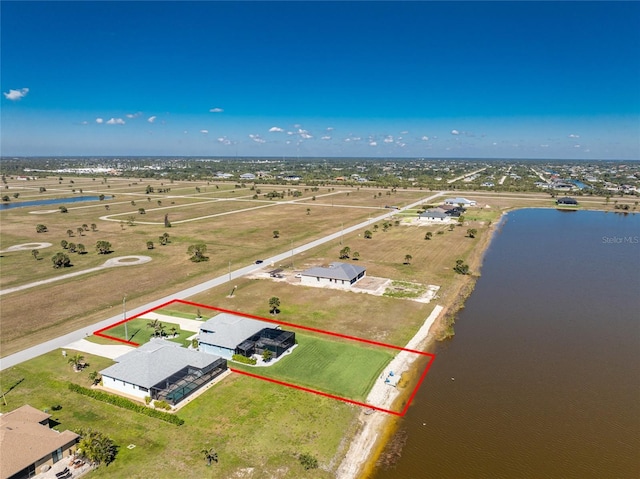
[[0, 192, 444, 370]]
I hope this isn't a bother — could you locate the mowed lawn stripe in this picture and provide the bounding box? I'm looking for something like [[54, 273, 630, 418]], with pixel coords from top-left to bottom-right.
[[233, 333, 393, 402]]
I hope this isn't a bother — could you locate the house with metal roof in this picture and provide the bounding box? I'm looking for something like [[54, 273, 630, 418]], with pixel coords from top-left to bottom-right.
[[100, 340, 227, 406], [198, 313, 294, 360], [0, 405, 79, 479], [419, 209, 452, 222], [444, 197, 477, 206], [299, 261, 366, 289]]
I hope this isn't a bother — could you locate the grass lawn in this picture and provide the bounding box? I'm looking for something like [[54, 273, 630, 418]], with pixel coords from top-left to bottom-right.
[[0, 350, 357, 478], [100, 317, 184, 345], [233, 333, 394, 402]]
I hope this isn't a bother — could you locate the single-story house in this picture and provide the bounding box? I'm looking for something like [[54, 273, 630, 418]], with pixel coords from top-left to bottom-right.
[[299, 262, 366, 288], [444, 197, 477, 207], [239, 173, 256, 180], [419, 209, 451, 222], [199, 313, 294, 360], [100, 340, 227, 406], [0, 405, 79, 479], [556, 196, 578, 205]]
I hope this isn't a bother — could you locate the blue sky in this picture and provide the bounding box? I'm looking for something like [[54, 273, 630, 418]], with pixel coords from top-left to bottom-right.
[[2, 1, 639, 159]]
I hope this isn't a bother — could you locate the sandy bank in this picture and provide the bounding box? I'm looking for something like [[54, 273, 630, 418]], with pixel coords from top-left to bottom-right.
[[336, 305, 443, 479]]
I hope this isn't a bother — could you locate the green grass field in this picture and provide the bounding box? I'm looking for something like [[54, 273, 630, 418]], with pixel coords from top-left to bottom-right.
[[0, 350, 355, 478], [233, 333, 394, 402], [100, 318, 185, 345]]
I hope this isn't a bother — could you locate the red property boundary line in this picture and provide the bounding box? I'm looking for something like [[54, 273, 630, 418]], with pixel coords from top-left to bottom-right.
[[94, 298, 436, 416]]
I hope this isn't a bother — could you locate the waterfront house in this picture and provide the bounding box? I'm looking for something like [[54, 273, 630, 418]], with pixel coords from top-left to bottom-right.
[[556, 197, 578, 206], [299, 262, 366, 288]]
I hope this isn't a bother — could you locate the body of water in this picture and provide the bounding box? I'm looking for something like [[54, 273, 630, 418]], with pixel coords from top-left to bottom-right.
[[0, 195, 111, 210], [372, 209, 640, 478]]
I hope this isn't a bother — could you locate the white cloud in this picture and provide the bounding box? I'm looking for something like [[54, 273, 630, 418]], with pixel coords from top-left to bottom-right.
[[200, 129, 209, 134], [80, 121, 89, 125], [369, 141, 378, 146], [451, 129, 460, 135], [383, 136, 394, 143], [326, 127, 334, 131], [300, 133, 313, 139], [568, 134, 580, 138], [147, 116, 157, 123], [321, 136, 331, 140], [540, 144, 549, 148], [574, 144, 581, 148], [209, 107, 224, 113], [3, 87, 29, 101], [126, 112, 142, 119], [217, 136, 232, 145], [249, 134, 266, 143], [421, 136, 429, 141], [96, 118, 104, 124], [269, 126, 284, 132], [106, 118, 125, 125], [400, 130, 408, 135]]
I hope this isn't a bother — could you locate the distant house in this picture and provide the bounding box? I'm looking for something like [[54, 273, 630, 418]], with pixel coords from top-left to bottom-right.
[[556, 197, 578, 206], [300, 262, 366, 288], [100, 340, 227, 406], [444, 197, 477, 206], [199, 313, 295, 360], [0, 405, 79, 479], [419, 209, 451, 222], [239, 173, 256, 180]]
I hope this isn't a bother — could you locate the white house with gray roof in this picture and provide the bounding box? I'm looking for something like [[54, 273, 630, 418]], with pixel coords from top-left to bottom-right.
[[299, 262, 366, 289], [198, 313, 277, 359], [100, 340, 227, 405], [419, 208, 452, 222]]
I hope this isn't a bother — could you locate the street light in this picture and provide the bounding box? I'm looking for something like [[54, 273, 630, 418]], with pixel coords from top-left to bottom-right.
[[123, 295, 128, 341]]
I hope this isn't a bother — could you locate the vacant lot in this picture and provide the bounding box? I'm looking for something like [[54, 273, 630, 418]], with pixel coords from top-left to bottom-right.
[[233, 332, 393, 403]]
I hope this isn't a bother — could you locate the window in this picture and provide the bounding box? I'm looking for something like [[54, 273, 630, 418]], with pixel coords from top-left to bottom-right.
[[139, 386, 149, 392], [52, 447, 63, 463]]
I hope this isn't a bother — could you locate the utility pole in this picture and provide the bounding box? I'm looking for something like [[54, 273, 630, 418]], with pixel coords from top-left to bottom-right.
[[123, 295, 128, 341]]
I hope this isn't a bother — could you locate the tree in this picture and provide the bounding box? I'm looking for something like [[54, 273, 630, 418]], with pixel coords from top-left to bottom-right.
[[339, 246, 351, 259], [36, 224, 48, 233], [68, 353, 85, 372], [147, 319, 165, 337], [364, 230, 373, 239], [130, 200, 136, 206], [164, 213, 170, 227], [77, 227, 84, 236], [352, 251, 360, 260], [39, 186, 47, 193], [467, 228, 477, 238], [88, 371, 101, 386], [201, 447, 218, 466], [424, 231, 433, 240], [448, 224, 455, 231], [262, 349, 273, 362], [77, 244, 86, 254], [127, 216, 136, 226], [138, 208, 146, 215], [66, 229, 74, 237], [32, 249, 39, 260], [146, 241, 154, 250], [91, 223, 97, 232], [98, 194, 105, 201], [269, 296, 280, 314], [60, 240, 68, 249], [273, 230, 280, 238], [145, 185, 154, 194], [1, 195, 10, 202], [404, 254, 413, 264], [68, 242, 77, 253], [104, 205, 110, 211], [82, 224, 89, 231], [12, 192, 20, 199], [188, 243, 209, 262], [453, 259, 470, 275], [59, 206, 68, 213], [76, 428, 117, 466], [306, 208, 311, 215], [299, 453, 318, 470], [52, 252, 71, 268], [96, 240, 112, 254]]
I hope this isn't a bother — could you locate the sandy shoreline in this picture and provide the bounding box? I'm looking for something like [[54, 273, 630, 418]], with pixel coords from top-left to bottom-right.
[[335, 305, 444, 479]]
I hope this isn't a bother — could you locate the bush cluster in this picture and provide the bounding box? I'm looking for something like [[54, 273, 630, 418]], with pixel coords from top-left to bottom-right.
[[232, 354, 257, 365], [68, 383, 184, 425], [153, 400, 172, 410]]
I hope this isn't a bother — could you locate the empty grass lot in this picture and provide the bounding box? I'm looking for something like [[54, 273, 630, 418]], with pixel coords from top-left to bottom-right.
[[96, 318, 184, 345], [233, 333, 394, 402]]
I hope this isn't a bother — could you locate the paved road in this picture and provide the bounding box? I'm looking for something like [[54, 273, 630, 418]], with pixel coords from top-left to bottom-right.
[[0, 192, 444, 371]]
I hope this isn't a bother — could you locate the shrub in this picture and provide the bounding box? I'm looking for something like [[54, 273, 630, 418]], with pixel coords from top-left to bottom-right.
[[68, 383, 184, 425], [299, 453, 318, 470], [232, 354, 257, 365], [153, 400, 172, 410]]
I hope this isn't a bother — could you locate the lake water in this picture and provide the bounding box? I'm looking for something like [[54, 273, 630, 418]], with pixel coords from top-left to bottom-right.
[[371, 209, 640, 479], [0, 195, 112, 210]]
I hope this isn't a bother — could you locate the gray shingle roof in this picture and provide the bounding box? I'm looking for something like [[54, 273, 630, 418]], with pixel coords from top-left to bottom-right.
[[100, 340, 221, 388], [199, 313, 275, 350], [301, 262, 366, 281], [420, 209, 449, 219]]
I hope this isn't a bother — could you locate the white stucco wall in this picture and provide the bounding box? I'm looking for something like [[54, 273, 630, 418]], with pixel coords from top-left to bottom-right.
[[199, 342, 234, 359], [102, 375, 148, 400]]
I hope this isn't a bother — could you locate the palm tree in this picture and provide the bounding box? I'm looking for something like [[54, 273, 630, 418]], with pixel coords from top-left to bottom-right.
[[467, 228, 477, 238], [68, 353, 85, 372], [36, 224, 48, 233], [187, 243, 209, 262], [306, 208, 311, 215], [31, 249, 39, 260], [424, 231, 433, 240], [201, 447, 218, 466], [66, 229, 74, 237], [88, 371, 101, 385], [364, 230, 373, 239], [352, 251, 360, 260], [339, 246, 350, 259], [77, 244, 86, 254], [404, 254, 413, 265], [91, 223, 97, 232], [77, 227, 84, 236], [269, 296, 281, 314], [146, 241, 154, 250], [273, 230, 280, 238]]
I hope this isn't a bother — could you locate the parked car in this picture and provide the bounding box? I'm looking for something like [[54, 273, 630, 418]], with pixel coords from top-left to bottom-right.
[[255, 259, 264, 264]]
